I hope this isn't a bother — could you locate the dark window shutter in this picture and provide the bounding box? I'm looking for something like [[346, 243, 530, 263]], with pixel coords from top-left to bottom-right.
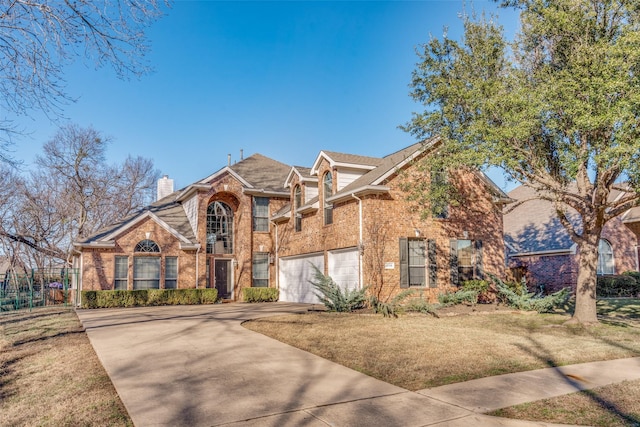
[[427, 239, 437, 288], [450, 239, 459, 286], [399, 237, 408, 288], [475, 240, 484, 279]]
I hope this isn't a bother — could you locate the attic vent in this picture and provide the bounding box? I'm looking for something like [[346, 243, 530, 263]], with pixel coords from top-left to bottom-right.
[[157, 175, 174, 201]]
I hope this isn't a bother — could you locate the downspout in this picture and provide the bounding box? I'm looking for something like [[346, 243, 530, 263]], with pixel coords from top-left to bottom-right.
[[272, 221, 279, 291], [351, 194, 364, 289], [195, 245, 200, 289]]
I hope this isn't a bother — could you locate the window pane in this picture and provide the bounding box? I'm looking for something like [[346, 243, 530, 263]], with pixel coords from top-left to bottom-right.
[[133, 257, 160, 289], [207, 201, 234, 254], [597, 239, 614, 275], [457, 240, 473, 267], [253, 197, 269, 232], [408, 240, 426, 287], [165, 257, 178, 289], [252, 253, 269, 287], [114, 256, 128, 290]]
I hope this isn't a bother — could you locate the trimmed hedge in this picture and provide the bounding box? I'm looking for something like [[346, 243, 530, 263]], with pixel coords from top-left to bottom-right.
[[243, 287, 279, 303], [81, 288, 218, 309], [597, 274, 640, 298]]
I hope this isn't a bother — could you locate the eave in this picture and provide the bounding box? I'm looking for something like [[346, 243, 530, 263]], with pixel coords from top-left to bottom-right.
[[327, 185, 390, 204]]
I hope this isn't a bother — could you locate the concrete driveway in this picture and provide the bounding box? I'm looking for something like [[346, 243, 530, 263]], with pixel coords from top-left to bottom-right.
[[77, 303, 471, 426]]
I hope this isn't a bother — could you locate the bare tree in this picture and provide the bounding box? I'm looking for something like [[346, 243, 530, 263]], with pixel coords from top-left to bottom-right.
[[0, 124, 159, 266], [0, 0, 166, 160]]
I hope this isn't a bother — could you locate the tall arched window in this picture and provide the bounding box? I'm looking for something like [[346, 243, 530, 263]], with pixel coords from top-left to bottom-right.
[[133, 239, 160, 289], [323, 172, 333, 225], [294, 185, 302, 232], [207, 201, 233, 254], [597, 239, 614, 275]]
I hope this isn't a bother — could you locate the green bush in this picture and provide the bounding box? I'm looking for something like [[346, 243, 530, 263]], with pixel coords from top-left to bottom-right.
[[437, 289, 479, 307], [598, 274, 640, 298], [81, 288, 218, 309], [489, 274, 570, 312], [243, 287, 279, 303], [404, 295, 439, 317], [461, 280, 495, 303], [369, 289, 414, 318], [309, 264, 367, 312]]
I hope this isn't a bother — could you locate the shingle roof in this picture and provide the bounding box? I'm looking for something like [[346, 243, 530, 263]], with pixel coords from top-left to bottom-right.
[[229, 154, 291, 192], [503, 185, 579, 254], [320, 151, 383, 168]]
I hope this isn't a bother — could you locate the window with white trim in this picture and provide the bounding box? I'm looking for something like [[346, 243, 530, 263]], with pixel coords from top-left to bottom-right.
[[294, 185, 302, 232], [165, 256, 178, 289], [252, 253, 269, 287], [323, 172, 333, 225], [114, 256, 128, 290], [253, 197, 269, 232], [597, 239, 614, 275], [207, 201, 233, 254]]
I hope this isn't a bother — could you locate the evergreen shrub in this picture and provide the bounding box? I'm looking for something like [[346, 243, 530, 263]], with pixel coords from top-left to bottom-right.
[[243, 287, 279, 302], [81, 288, 218, 308]]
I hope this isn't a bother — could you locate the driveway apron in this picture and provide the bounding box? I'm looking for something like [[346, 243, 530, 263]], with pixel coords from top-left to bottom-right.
[[77, 303, 469, 426]]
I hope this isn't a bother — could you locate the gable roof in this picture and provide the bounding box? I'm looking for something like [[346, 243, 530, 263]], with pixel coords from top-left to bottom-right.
[[284, 166, 317, 189], [74, 194, 199, 250], [78, 153, 291, 248], [310, 150, 383, 175]]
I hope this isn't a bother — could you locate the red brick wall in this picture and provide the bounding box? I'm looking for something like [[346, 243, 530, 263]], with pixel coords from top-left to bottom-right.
[[81, 216, 197, 291], [278, 159, 506, 303]]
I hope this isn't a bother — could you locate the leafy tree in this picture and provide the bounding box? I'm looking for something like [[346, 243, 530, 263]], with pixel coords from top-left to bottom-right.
[[0, 0, 166, 161], [404, 0, 640, 324], [0, 124, 159, 267]]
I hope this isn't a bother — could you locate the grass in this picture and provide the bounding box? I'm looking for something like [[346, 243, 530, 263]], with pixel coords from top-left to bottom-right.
[[243, 298, 640, 425], [0, 307, 132, 427]]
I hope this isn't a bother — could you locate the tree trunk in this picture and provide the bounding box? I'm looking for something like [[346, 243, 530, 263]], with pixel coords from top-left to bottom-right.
[[569, 236, 599, 325]]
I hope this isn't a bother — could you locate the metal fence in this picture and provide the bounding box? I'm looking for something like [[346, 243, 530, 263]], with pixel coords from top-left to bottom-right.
[[0, 269, 79, 312]]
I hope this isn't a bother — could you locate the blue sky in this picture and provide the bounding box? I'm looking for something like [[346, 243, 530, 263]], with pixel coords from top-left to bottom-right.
[[10, 1, 520, 192]]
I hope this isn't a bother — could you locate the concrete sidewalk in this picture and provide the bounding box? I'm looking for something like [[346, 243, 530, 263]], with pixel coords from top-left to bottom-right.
[[77, 303, 640, 426]]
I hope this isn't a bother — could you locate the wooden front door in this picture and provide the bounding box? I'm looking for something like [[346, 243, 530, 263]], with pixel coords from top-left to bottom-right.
[[210, 258, 232, 299]]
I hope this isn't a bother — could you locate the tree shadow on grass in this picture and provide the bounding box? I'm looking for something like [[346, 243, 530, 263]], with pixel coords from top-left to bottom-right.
[[514, 335, 640, 426]]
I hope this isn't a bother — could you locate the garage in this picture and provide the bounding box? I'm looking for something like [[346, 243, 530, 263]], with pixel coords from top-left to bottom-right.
[[328, 247, 360, 292], [279, 253, 324, 303]]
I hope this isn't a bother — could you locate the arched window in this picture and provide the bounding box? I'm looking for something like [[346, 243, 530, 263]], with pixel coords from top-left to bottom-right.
[[597, 239, 614, 275], [207, 201, 233, 254], [294, 185, 302, 232], [133, 239, 160, 289], [323, 172, 333, 225], [135, 239, 160, 253]]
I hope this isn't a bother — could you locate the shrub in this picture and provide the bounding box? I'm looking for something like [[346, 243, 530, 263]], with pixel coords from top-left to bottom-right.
[[461, 280, 496, 303], [369, 289, 414, 318], [81, 288, 219, 309], [437, 289, 479, 307], [489, 274, 570, 312], [598, 274, 640, 298], [404, 295, 439, 317], [243, 287, 279, 303], [309, 264, 367, 312]]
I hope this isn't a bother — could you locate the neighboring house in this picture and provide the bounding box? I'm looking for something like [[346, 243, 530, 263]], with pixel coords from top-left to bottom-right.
[[74, 139, 510, 303], [504, 185, 640, 292]]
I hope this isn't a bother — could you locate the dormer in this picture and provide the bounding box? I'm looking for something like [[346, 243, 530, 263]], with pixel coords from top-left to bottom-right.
[[310, 151, 382, 191], [284, 166, 318, 203]]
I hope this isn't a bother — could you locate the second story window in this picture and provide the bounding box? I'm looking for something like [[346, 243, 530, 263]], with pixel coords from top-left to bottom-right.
[[253, 197, 269, 232], [323, 172, 333, 225], [294, 185, 302, 232]]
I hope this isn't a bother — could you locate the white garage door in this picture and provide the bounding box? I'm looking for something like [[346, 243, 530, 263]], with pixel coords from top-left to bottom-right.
[[328, 247, 360, 292], [279, 253, 324, 303]]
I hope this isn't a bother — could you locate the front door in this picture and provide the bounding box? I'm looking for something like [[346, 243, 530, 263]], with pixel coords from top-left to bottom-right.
[[212, 259, 232, 299]]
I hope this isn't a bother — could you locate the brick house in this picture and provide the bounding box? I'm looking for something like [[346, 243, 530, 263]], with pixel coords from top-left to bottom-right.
[[504, 185, 640, 292], [74, 139, 510, 303]]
